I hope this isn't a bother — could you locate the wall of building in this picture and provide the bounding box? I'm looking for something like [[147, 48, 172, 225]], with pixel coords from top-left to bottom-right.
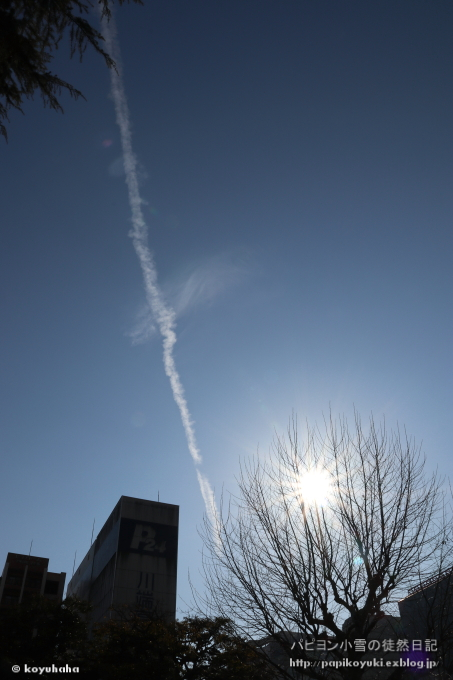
[[399, 570, 453, 671], [67, 496, 179, 625]]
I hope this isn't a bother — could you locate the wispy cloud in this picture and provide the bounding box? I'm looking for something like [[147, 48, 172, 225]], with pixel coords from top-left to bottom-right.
[[126, 304, 155, 346], [127, 253, 250, 344], [108, 154, 148, 182], [101, 14, 217, 525], [108, 155, 125, 177], [170, 253, 250, 317]]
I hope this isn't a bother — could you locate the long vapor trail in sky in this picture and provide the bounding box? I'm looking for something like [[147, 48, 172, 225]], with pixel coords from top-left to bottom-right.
[[101, 15, 217, 527]]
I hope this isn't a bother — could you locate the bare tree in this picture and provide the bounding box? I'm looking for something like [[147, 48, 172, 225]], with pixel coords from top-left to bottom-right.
[[200, 414, 453, 679]]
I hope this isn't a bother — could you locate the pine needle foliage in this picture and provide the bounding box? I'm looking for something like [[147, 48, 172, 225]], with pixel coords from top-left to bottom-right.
[[0, 0, 142, 139]]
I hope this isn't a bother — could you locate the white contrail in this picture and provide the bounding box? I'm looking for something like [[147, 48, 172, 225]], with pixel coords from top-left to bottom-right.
[[197, 470, 218, 528], [100, 15, 218, 526]]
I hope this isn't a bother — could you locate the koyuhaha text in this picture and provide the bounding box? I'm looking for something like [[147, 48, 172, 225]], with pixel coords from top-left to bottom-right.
[[13, 664, 79, 674]]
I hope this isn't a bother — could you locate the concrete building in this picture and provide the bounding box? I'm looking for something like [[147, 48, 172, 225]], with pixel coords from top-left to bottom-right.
[[67, 496, 179, 625], [399, 566, 453, 672], [0, 553, 65, 608]]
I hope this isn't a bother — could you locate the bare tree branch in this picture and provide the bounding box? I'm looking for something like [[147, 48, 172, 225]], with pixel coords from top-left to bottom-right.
[[199, 413, 453, 679]]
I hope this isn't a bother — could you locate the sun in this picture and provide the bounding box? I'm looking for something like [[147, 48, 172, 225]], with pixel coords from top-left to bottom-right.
[[296, 467, 332, 506]]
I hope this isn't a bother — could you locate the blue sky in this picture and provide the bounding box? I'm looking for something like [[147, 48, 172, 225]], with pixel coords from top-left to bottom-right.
[[1, 0, 452, 615]]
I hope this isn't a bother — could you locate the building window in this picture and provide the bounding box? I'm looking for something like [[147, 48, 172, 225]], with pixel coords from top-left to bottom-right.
[[7, 569, 24, 579], [44, 580, 59, 595], [26, 572, 43, 589], [7, 576, 22, 586]]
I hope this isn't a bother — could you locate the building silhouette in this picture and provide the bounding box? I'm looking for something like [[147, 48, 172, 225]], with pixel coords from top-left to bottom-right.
[[67, 496, 179, 625], [399, 566, 453, 673], [0, 553, 65, 608]]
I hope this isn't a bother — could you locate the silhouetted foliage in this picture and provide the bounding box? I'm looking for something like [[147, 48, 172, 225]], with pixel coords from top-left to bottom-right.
[[0, 601, 273, 679], [91, 611, 180, 680], [0, 0, 142, 139], [0, 596, 92, 676], [176, 616, 274, 680], [91, 612, 274, 680]]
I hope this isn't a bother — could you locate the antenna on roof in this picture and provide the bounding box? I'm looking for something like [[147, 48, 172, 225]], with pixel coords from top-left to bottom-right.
[[90, 518, 96, 546], [158, 490, 160, 502], [28, 540, 33, 556], [72, 551, 77, 578]]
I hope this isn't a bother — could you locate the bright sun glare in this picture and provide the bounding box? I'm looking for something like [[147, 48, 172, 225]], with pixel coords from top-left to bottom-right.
[[297, 468, 332, 506]]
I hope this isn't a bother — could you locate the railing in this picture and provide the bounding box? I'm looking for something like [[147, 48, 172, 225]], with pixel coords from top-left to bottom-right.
[[408, 565, 453, 595]]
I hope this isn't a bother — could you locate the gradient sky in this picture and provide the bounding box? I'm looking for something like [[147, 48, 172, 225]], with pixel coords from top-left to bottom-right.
[[1, 0, 452, 615]]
